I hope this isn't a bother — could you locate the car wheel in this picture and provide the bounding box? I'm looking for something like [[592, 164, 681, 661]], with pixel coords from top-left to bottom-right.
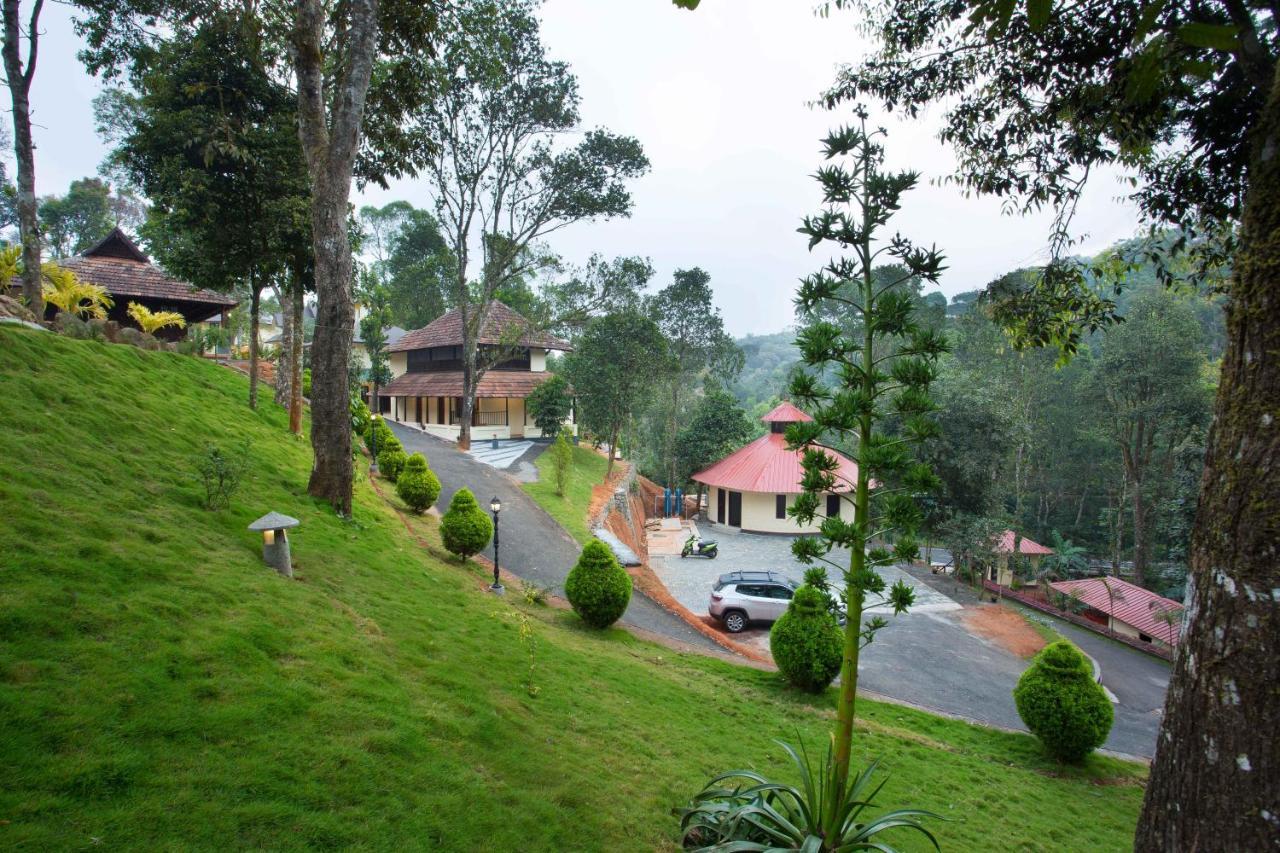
[[723, 611, 747, 633]]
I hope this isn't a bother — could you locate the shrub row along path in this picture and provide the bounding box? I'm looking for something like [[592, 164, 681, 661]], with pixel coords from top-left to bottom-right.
[[387, 422, 720, 652]]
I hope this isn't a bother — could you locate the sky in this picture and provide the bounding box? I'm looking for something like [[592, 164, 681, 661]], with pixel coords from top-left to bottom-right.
[[28, 0, 1142, 337]]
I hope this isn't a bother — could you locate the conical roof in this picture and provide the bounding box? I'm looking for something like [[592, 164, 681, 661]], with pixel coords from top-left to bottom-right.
[[760, 401, 813, 423]]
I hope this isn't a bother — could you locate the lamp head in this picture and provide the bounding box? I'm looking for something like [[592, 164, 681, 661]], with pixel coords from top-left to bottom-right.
[[490, 496, 502, 514]]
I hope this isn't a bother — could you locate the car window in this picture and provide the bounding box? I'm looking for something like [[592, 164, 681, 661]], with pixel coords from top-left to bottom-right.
[[736, 584, 763, 597], [767, 585, 793, 600]]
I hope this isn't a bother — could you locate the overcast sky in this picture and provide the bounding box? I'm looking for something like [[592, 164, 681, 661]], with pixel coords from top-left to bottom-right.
[[30, 0, 1141, 337]]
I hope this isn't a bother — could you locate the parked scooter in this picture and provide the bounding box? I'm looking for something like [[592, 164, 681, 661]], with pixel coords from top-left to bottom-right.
[[681, 534, 718, 559]]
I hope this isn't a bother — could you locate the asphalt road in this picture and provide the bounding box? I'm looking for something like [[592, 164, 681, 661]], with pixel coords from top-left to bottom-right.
[[386, 422, 720, 652]]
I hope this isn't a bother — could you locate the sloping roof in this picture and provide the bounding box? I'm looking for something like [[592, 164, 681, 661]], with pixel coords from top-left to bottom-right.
[[388, 301, 571, 353], [994, 530, 1053, 555], [761, 401, 813, 423], [692, 432, 859, 494], [53, 228, 238, 310], [1049, 577, 1184, 643], [382, 370, 559, 399]]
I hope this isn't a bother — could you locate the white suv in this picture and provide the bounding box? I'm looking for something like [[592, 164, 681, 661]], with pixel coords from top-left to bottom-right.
[[708, 571, 798, 633]]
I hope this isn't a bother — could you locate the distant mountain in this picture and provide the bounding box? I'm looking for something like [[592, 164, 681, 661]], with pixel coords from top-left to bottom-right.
[[731, 330, 799, 413]]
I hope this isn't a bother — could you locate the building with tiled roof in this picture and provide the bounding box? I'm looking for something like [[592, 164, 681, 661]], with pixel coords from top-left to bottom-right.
[[985, 530, 1055, 586], [1049, 576, 1184, 650], [692, 402, 859, 534], [381, 301, 574, 441], [19, 228, 238, 340]]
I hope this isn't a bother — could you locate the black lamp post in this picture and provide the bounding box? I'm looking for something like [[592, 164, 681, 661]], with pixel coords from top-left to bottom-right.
[[370, 413, 380, 475], [489, 495, 503, 592]]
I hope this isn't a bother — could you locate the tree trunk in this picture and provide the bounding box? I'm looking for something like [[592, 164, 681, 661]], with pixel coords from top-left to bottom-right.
[[289, 282, 304, 435], [606, 423, 618, 478], [3, 0, 42, 317], [459, 357, 475, 450], [293, 0, 380, 516], [1135, 64, 1280, 852], [248, 283, 261, 410], [1130, 473, 1147, 587], [275, 286, 292, 408]]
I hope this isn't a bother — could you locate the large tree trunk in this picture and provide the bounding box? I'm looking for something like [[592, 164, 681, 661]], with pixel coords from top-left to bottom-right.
[[248, 283, 261, 410], [289, 281, 304, 435], [459, 358, 474, 450], [293, 0, 379, 516], [2, 0, 42, 317], [1135, 65, 1280, 851]]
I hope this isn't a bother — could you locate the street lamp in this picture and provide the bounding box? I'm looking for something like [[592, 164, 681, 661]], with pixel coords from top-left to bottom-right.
[[370, 413, 380, 475], [489, 495, 503, 593]]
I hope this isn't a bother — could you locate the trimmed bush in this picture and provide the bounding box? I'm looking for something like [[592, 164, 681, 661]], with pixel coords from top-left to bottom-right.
[[350, 398, 372, 437], [440, 488, 493, 560], [367, 419, 396, 455], [551, 431, 572, 496], [396, 453, 441, 514], [564, 539, 632, 629], [770, 585, 843, 693], [377, 447, 407, 482], [1013, 640, 1113, 762]]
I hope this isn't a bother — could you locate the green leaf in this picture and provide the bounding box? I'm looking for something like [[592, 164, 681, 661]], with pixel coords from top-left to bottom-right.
[[671, 0, 700, 8], [1027, 0, 1051, 32], [1177, 22, 1240, 51], [1132, 0, 1165, 43]]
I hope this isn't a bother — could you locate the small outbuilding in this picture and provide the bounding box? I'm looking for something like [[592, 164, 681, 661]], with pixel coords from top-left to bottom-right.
[[1049, 576, 1184, 650], [691, 402, 860, 534], [986, 529, 1054, 587]]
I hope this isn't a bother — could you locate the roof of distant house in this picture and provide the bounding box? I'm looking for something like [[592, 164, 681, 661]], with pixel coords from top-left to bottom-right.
[[381, 369, 560, 399], [388, 301, 571, 353], [693, 403, 858, 494], [1049, 576, 1184, 643], [994, 530, 1054, 555], [49, 228, 238, 315]]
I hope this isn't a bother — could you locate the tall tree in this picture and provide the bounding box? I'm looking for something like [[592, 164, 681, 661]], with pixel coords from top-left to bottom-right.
[[38, 177, 116, 258], [407, 0, 648, 449], [647, 268, 743, 486], [835, 0, 1278, 842], [2, 0, 43, 315], [1088, 289, 1211, 587], [564, 310, 668, 478], [672, 384, 754, 487], [382, 206, 452, 329]]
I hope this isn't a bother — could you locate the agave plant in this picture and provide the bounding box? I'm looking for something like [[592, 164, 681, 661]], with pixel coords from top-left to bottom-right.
[[42, 264, 113, 320], [678, 740, 940, 852], [127, 301, 187, 334]]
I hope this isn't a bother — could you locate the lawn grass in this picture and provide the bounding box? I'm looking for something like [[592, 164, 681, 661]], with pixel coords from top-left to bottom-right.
[[521, 442, 610, 544], [0, 327, 1146, 851]]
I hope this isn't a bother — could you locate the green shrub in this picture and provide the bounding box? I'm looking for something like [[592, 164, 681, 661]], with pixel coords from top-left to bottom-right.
[[378, 447, 407, 482], [769, 585, 843, 693], [1013, 640, 1113, 762], [440, 488, 493, 560], [396, 453, 441, 514], [564, 539, 632, 629], [196, 441, 250, 511], [551, 431, 572, 496], [302, 368, 312, 397], [367, 418, 396, 454], [350, 398, 372, 436]]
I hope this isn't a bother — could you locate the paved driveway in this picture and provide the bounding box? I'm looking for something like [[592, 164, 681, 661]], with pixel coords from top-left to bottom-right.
[[385, 422, 720, 652]]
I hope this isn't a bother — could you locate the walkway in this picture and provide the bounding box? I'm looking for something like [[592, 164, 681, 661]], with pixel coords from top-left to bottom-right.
[[385, 421, 720, 652]]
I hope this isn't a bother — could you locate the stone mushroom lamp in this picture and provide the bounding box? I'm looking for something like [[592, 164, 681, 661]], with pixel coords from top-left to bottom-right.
[[249, 511, 301, 578]]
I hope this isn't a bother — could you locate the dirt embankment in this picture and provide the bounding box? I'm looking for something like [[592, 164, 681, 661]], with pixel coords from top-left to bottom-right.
[[962, 605, 1047, 658]]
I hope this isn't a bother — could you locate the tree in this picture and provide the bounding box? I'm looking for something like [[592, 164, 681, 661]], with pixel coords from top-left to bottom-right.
[[837, 1, 1278, 837], [407, 0, 648, 449], [550, 431, 572, 496], [647, 268, 743, 486], [1087, 290, 1211, 587], [360, 309, 392, 415], [565, 310, 668, 478], [3, 0, 44, 316], [38, 177, 116, 258], [382, 206, 453, 330], [524, 373, 573, 438], [672, 385, 754, 487]]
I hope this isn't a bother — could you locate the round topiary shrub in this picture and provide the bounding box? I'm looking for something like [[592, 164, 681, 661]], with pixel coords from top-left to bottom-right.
[[440, 487, 493, 560], [564, 539, 632, 629], [396, 453, 441, 514], [769, 585, 843, 693], [1014, 640, 1113, 762], [378, 446, 407, 482]]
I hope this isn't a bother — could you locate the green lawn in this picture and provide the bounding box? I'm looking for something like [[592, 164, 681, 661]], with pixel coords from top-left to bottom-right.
[[521, 442, 610, 544], [0, 327, 1146, 851]]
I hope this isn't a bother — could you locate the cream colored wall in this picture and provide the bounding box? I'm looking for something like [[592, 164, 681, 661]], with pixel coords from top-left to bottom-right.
[[509, 397, 526, 436], [705, 487, 826, 535], [390, 351, 407, 378], [530, 348, 547, 372]]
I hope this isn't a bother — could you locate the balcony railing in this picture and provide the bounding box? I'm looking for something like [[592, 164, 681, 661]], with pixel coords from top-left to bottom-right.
[[448, 410, 508, 426]]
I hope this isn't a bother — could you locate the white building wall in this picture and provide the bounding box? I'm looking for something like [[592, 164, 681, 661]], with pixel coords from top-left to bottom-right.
[[705, 486, 829, 535], [530, 347, 547, 372], [389, 351, 407, 378]]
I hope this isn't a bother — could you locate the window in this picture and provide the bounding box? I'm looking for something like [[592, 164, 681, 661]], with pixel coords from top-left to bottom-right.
[[736, 585, 763, 597], [766, 584, 793, 600], [776, 494, 786, 519], [826, 493, 841, 518]]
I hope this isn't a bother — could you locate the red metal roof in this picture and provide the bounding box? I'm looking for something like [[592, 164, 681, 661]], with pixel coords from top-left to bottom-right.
[[1049, 577, 1184, 644], [382, 370, 560, 399], [994, 530, 1054, 555], [760, 401, 813, 423], [389, 301, 572, 353], [692, 432, 859, 494]]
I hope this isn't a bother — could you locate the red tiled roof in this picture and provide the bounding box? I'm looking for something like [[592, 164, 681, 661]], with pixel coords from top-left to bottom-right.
[[692, 432, 860, 494], [52, 228, 238, 309], [994, 530, 1054, 555], [388, 301, 571, 353], [761, 401, 813, 423], [1049, 576, 1184, 644], [382, 370, 561, 399]]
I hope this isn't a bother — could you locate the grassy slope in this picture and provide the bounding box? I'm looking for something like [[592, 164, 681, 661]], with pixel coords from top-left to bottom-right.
[[521, 443, 610, 545], [0, 327, 1145, 851]]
